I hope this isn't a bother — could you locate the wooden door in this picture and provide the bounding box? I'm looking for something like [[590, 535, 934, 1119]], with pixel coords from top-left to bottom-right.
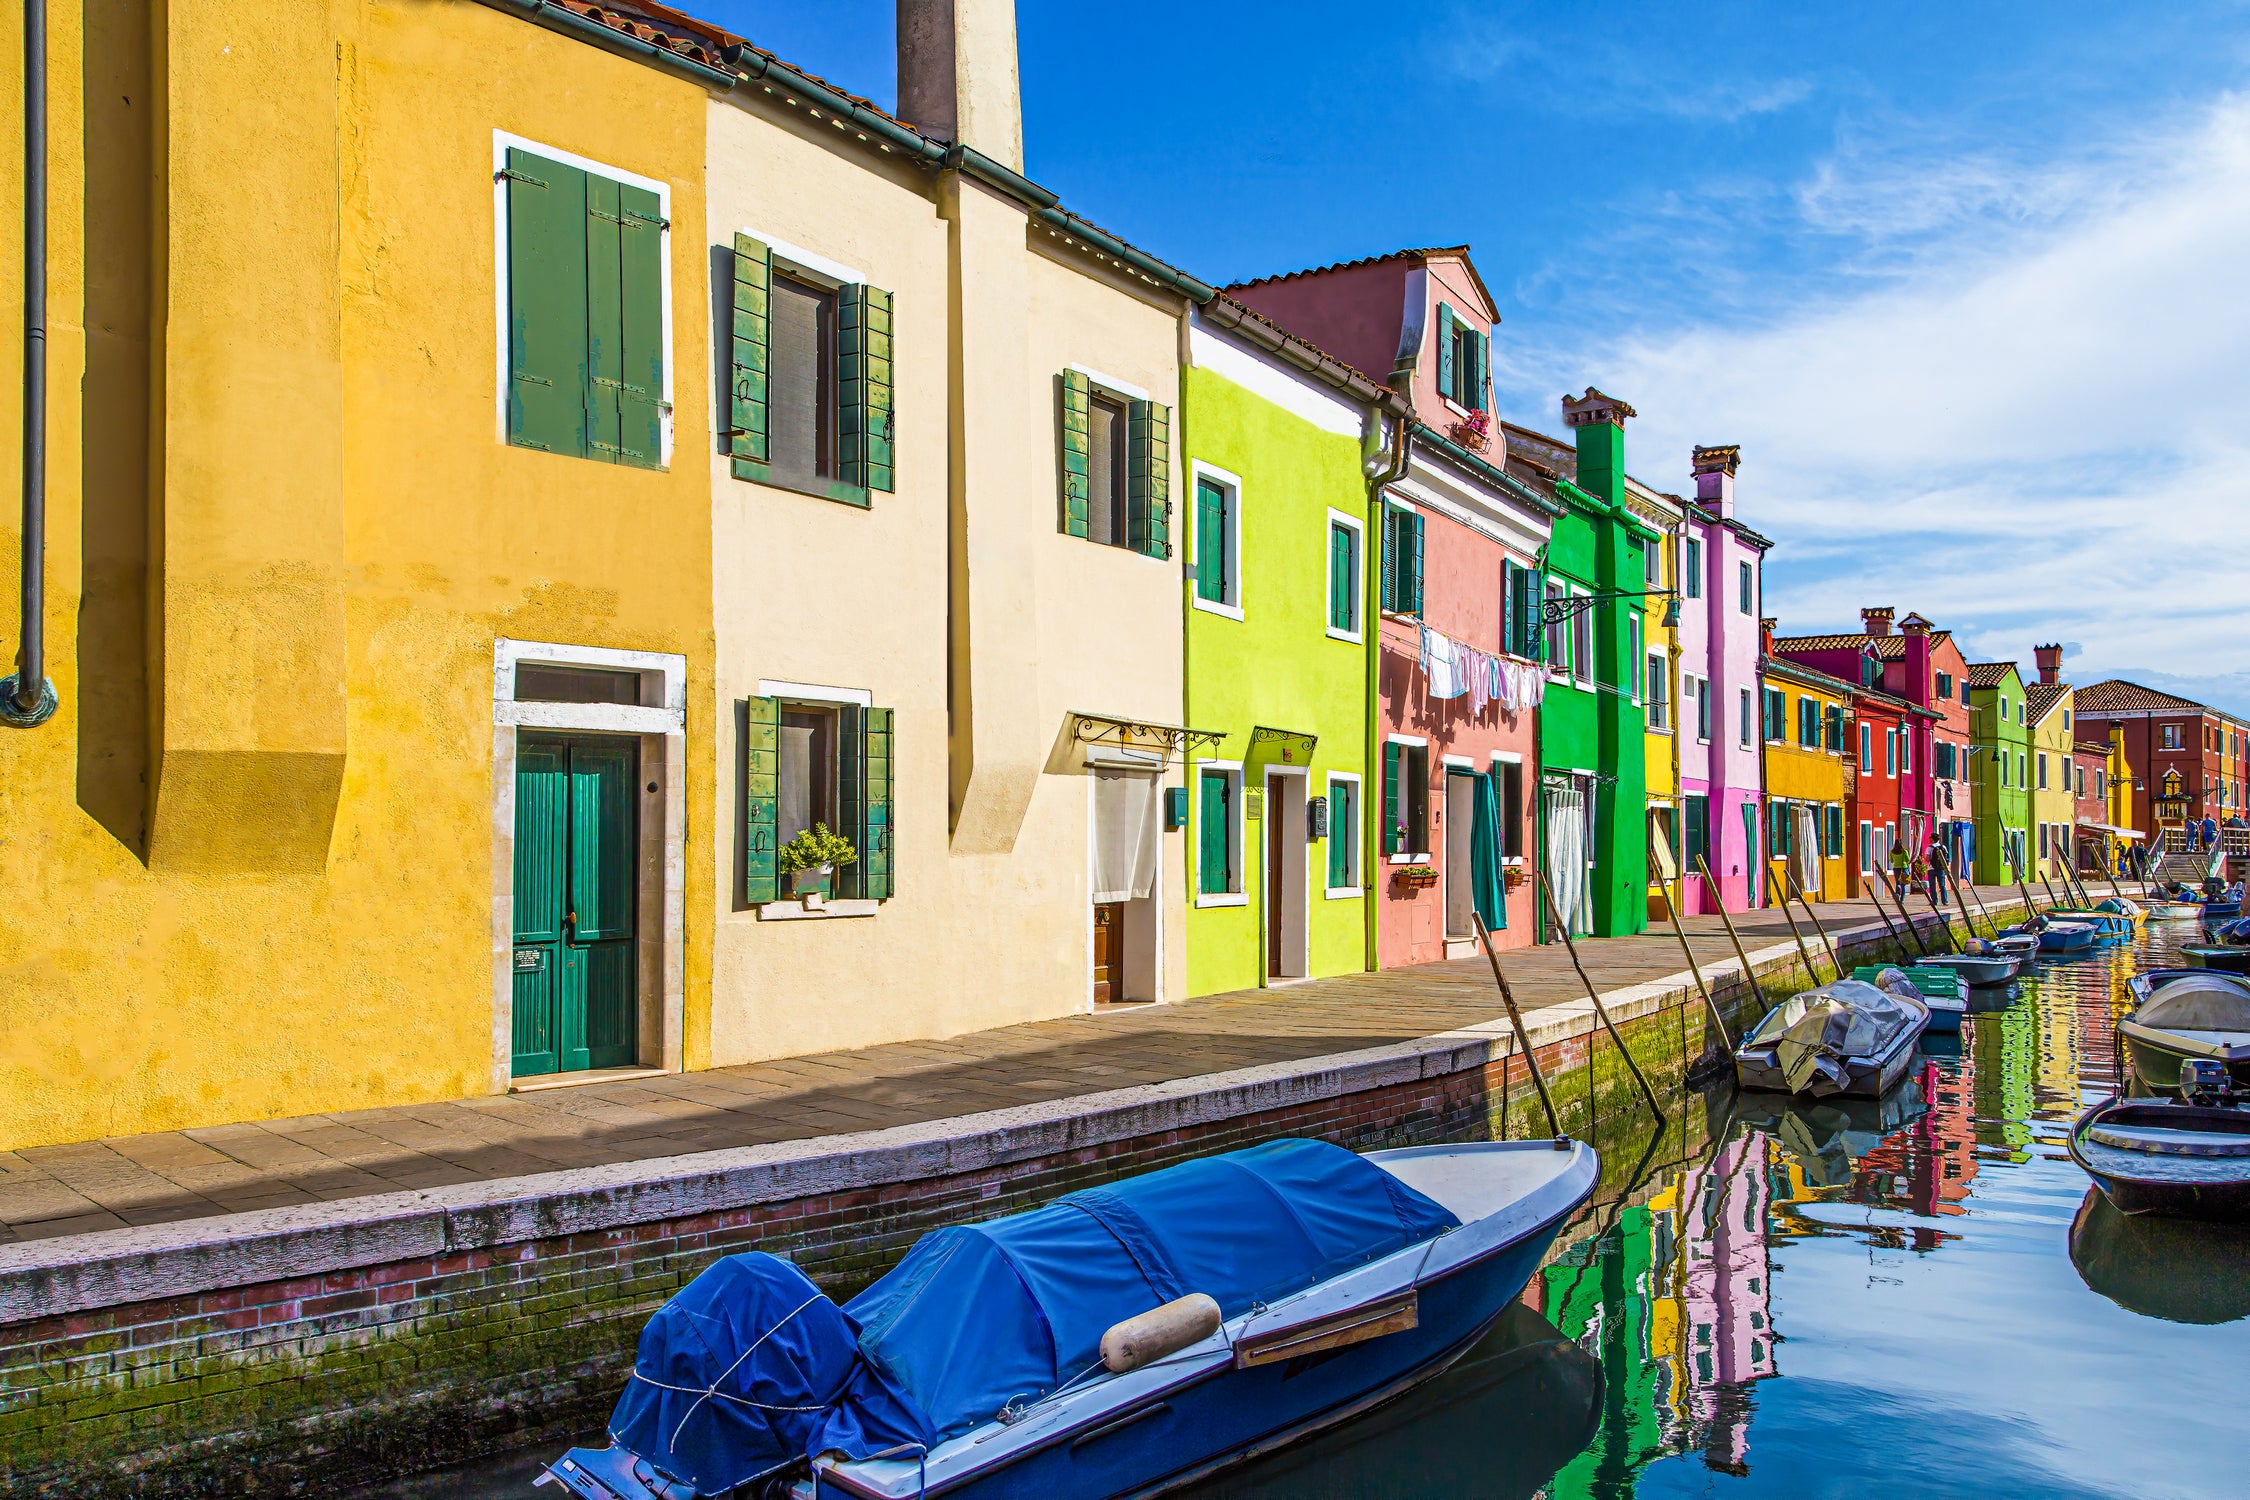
[[1093, 902, 1123, 1004], [513, 734, 638, 1077], [1266, 781, 1285, 975]]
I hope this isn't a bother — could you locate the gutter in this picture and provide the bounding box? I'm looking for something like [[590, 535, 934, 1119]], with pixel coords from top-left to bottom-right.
[[1201, 299, 1405, 412], [1363, 413, 1412, 974], [5, 0, 54, 727], [1412, 421, 1562, 518]]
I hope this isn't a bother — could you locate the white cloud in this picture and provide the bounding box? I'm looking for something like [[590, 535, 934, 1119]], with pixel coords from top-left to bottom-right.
[[1505, 92, 2250, 686]]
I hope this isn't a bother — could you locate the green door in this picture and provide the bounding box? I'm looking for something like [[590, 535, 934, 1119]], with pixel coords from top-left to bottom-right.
[[513, 734, 638, 1077]]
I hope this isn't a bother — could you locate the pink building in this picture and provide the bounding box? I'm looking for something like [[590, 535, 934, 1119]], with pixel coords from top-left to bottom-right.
[[1677, 446, 1771, 913]]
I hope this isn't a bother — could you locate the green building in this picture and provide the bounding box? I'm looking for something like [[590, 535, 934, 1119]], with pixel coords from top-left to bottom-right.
[[1178, 302, 1406, 995], [1530, 391, 1656, 937], [1966, 660, 2033, 883]]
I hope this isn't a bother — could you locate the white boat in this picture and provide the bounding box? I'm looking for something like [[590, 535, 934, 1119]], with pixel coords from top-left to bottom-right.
[[1734, 978, 1931, 1098]]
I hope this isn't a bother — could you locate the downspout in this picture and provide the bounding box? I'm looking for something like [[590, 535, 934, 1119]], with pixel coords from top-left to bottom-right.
[[5, 0, 55, 727], [1362, 410, 1410, 973]]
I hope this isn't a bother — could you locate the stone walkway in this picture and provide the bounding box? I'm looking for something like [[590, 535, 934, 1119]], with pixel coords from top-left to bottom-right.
[[0, 886, 2025, 1244]]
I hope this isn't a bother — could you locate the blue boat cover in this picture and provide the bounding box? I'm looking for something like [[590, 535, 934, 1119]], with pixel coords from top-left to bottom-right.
[[844, 1138, 1458, 1439]]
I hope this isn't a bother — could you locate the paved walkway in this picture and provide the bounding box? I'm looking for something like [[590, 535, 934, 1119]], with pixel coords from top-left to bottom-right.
[[0, 886, 2023, 1244]]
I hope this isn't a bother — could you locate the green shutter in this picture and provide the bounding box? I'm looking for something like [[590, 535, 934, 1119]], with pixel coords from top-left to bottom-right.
[[1197, 479, 1227, 603], [1472, 328, 1491, 411], [744, 696, 780, 904], [1501, 561, 1519, 656], [836, 705, 867, 898], [505, 149, 589, 457], [1379, 505, 1398, 613], [1382, 742, 1402, 856], [1128, 398, 1172, 559], [584, 173, 626, 462], [1198, 772, 1230, 895], [729, 234, 771, 463], [863, 707, 894, 899], [1403, 510, 1424, 617], [1327, 784, 1348, 888], [1435, 303, 1456, 404], [615, 184, 666, 469], [1059, 370, 1091, 536], [1329, 523, 1352, 631], [838, 284, 895, 492]]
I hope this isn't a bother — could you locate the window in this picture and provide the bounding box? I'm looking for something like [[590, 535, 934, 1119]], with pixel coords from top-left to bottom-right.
[[2037, 752, 2048, 790], [1435, 303, 1488, 411], [1060, 372, 1169, 557], [1694, 676, 1712, 741], [2095, 768, 2106, 799], [743, 695, 894, 903], [516, 663, 641, 704], [1644, 532, 1664, 587], [1858, 821, 1874, 874], [1798, 696, 1820, 748], [2163, 723, 2185, 750], [1683, 537, 1703, 599], [725, 235, 894, 502], [1899, 731, 1910, 776], [1936, 741, 1957, 779], [2063, 709, 2072, 731], [1739, 687, 1754, 749], [1935, 670, 1953, 699], [1861, 655, 1883, 689], [1885, 729, 1896, 776], [2038, 823, 2050, 859], [1999, 694, 2010, 723], [1382, 742, 1430, 858], [1571, 592, 1594, 687], [1826, 804, 1844, 857], [1859, 722, 1872, 773], [1197, 766, 1242, 898], [1628, 614, 1644, 705], [1737, 560, 1754, 614], [1326, 775, 1361, 892], [1326, 513, 1362, 640], [1502, 560, 1539, 659], [1191, 470, 1241, 615], [1769, 798, 1792, 857], [1763, 687, 1786, 743], [1545, 579, 1569, 673], [1647, 652, 1670, 730], [2017, 701, 2026, 726], [504, 145, 668, 469], [1497, 758, 1526, 859], [1826, 704, 1844, 753], [2075, 765, 2085, 797], [1380, 502, 1424, 615], [2017, 751, 2026, 786]]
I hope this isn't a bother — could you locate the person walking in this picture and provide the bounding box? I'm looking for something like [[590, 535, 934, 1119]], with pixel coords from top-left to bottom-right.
[[2201, 814, 2220, 853], [1888, 838, 1911, 900], [1927, 839, 1952, 905]]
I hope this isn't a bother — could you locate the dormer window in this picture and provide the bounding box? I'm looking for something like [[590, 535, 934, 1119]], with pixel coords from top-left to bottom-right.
[[1435, 304, 1488, 412]]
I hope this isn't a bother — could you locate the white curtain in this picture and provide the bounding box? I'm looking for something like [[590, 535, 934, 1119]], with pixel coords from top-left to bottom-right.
[[1091, 770, 1160, 903], [1794, 805, 1823, 898], [1546, 784, 1591, 935]]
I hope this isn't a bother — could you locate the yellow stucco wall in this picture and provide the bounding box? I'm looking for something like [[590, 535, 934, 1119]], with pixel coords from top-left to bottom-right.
[[1763, 676, 1849, 901], [0, 1, 715, 1148], [2030, 691, 2077, 878], [701, 95, 1185, 1066]]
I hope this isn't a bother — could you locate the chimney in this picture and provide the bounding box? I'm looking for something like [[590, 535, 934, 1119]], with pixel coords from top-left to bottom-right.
[[1759, 616, 1777, 656], [1562, 388, 1634, 506], [1861, 606, 1894, 638], [1900, 612, 1932, 708], [897, 0, 1025, 171], [2034, 643, 2062, 685], [1691, 443, 1739, 519]]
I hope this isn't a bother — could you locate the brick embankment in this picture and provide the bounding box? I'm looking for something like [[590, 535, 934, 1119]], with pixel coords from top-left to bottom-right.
[[0, 896, 2011, 1496]]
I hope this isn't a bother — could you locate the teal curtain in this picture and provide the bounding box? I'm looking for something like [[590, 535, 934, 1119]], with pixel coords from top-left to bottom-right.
[[1470, 771, 1508, 930]]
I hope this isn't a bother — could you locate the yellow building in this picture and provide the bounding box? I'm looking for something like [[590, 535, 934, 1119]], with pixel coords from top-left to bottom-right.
[[2026, 677, 2077, 883], [0, 0, 1206, 1149], [1626, 478, 1683, 917], [1758, 653, 1850, 901]]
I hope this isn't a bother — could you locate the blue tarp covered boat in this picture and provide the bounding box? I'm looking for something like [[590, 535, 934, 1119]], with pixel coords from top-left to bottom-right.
[[540, 1137, 1596, 1500]]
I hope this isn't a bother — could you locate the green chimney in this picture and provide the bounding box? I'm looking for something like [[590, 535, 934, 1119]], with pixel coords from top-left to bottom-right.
[[1562, 388, 1635, 507]]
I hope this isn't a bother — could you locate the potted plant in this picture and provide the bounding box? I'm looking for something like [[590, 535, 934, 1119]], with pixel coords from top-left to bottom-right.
[[1394, 864, 1439, 893], [777, 823, 857, 909], [1449, 408, 1491, 452], [1503, 864, 1527, 891]]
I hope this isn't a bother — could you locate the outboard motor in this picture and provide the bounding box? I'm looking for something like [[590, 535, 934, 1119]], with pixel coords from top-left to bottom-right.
[[2179, 1057, 2241, 1107]]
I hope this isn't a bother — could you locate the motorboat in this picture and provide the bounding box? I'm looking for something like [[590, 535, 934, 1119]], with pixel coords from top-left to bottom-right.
[[1989, 932, 2041, 960], [2183, 946, 2250, 976], [1915, 951, 2022, 988], [2149, 900, 2206, 922], [1734, 977, 1930, 1098], [2094, 896, 2146, 926], [2068, 1070, 2250, 1223], [1851, 964, 1967, 1033], [2069, 1187, 2250, 1324], [2043, 909, 2133, 940], [2120, 972, 2250, 1093], [540, 1137, 1598, 1500], [2001, 920, 2097, 953]]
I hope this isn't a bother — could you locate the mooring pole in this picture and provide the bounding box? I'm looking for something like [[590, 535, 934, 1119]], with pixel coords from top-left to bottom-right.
[[1697, 855, 1768, 1014], [1874, 866, 1932, 958], [1537, 871, 1663, 1122], [1766, 866, 1826, 985], [1472, 911, 1561, 1139], [1649, 828, 1731, 1051], [1787, 866, 1845, 977], [1858, 864, 1910, 958]]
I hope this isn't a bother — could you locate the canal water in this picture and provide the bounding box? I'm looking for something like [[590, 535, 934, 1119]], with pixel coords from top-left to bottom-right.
[[377, 921, 2250, 1500]]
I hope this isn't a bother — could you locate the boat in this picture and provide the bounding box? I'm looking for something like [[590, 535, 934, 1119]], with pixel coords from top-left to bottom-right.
[[2094, 896, 2146, 926], [1734, 977, 1929, 1098], [2043, 909, 2134, 940], [539, 1137, 1599, 1500], [2183, 946, 2250, 976], [2000, 920, 2097, 953], [2068, 1089, 2250, 1223], [2120, 972, 2250, 1092], [1989, 932, 2041, 960], [2149, 900, 2206, 922], [2069, 1187, 2250, 1324], [1915, 951, 2022, 988], [1851, 964, 1967, 1033], [2203, 899, 2244, 922]]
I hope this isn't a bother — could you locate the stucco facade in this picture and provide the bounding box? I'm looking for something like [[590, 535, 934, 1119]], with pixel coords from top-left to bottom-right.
[[2027, 674, 2078, 884], [1759, 656, 1850, 902], [1628, 479, 1684, 919], [1968, 662, 2034, 884], [1675, 447, 1769, 914]]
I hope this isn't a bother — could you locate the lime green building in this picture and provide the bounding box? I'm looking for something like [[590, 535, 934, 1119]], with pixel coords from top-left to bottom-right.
[[1180, 301, 1408, 995], [1967, 661, 2033, 883]]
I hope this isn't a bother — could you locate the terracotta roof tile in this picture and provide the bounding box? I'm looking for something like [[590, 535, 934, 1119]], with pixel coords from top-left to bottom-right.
[[1965, 662, 2020, 688], [1761, 656, 1854, 695], [1770, 633, 1872, 654], [2074, 678, 2209, 715], [2026, 682, 2070, 721], [1225, 246, 1472, 294]]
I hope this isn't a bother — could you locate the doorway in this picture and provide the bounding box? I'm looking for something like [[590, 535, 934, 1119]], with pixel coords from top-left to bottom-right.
[[1264, 771, 1308, 980], [1445, 768, 1478, 941], [511, 733, 639, 1077], [1093, 901, 1124, 1004]]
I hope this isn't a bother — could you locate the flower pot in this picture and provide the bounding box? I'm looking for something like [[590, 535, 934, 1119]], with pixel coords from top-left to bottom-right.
[[793, 864, 834, 909]]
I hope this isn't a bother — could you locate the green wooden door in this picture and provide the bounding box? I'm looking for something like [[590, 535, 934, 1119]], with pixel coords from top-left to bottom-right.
[[513, 734, 638, 1077]]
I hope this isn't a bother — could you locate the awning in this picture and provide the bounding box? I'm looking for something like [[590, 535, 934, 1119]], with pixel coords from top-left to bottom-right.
[[2076, 818, 2145, 840], [1068, 712, 1227, 766], [1246, 726, 1317, 767]]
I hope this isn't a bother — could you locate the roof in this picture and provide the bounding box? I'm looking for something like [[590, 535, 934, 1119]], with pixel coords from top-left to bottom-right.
[[1761, 656, 1854, 696], [2075, 741, 2114, 758], [1198, 297, 1409, 415], [1771, 632, 1875, 654], [2026, 682, 2071, 723], [1854, 684, 1938, 719], [1226, 245, 1479, 300], [2075, 679, 2212, 716], [1965, 662, 2021, 689], [1868, 630, 1952, 659]]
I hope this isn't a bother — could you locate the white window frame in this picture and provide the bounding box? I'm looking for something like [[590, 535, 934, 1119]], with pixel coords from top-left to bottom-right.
[[1385, 733, 1432, 864], [1738, 686, 1753, 749], [1692, 674, 1711, 742], [1738, 559, 1754, 615], [1188, 461, 1246, 622], [1325, 771, 1364, 897], [1324, 507, 1364, 644], [1194, 760, 1248, 907], [1491, 751, 1527, 866], [1646, 650, 1670, 732], [1627, 613, 1644, 705], [1571, 585, 1595, 689], [1545, 579, 1570, 682], [492, 131, 676, 467], [1682, 536, 1703, 599], [1859, 821, 1874, 874]]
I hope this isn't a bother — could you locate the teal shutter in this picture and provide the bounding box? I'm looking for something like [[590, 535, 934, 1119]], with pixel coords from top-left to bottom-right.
[[1329, 522, 1353, 631], [1379, 505, 1399, 613], [505, 149, 589, 457], [1435, 304, 1457, 404], [614, 184, 666, 469], [1128, 399, 1172, 559], [1059, 371, 1091, 536], [1382, 742, 1402, 856], [838, 284, 896, 492], [744, 696, 780, 903], [1502, 562, 1520, 655], [1196, 479, 1228, 603], [836, 705, 867, 898], [1327, 784, 1349, 888], [863, 707, 894, 899], [583, 173, 626, 462], [1198, 773, 1229, 894], [1472, 328, 1491, 410], [1403, 510, 1424, 617], [729, 234, 771, 462]]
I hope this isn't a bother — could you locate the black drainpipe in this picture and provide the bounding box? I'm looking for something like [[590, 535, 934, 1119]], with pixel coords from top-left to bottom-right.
[[5, 0, 55, 727]]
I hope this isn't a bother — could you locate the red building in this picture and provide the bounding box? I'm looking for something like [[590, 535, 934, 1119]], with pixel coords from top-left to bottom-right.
[[2075, 681, 2250, 835]]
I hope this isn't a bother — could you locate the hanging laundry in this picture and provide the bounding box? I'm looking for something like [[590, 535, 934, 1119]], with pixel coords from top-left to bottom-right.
[[1420, 625, 1468, 699], [1465, 645, 1491, 719]]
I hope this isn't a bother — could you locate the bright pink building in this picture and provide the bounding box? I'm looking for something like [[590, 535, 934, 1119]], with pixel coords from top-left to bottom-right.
[[1676, 447, 1770, 913]]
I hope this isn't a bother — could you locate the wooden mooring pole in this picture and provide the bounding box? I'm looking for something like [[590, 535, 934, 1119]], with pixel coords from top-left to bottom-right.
[[1537, 871, 1663, 1122], [1472, 912, 1561, 1139]]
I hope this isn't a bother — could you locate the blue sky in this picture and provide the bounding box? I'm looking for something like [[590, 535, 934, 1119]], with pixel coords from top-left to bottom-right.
[[701, 2, 2250, 712]]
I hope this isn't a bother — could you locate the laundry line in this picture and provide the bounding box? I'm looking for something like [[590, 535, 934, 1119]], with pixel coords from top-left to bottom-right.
[[1416, 622, 1546, 717]]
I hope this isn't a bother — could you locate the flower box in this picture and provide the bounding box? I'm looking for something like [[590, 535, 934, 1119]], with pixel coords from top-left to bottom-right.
[[1393, 865, 1439, 894]]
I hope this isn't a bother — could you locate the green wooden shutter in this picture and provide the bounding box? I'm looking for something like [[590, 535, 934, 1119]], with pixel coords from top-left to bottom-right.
[[729, 234, 772, 463], [863, 707, 894, 899], [1403, 510, 1424, 617], [1196, 479, 1227, 603], [1198, 772, 1229, 894], [583, 174, 626, 462], [1382, 742, 1403, 856], [1128, 399, 1171, 559], [1059, 370, 1091, 536], [1329, 522, 1352, 631], [1435, 304, 1457, 404], [744, 696, 780, 903], [838, 284, 895, 492], [505, 149, 589, 457], [1472, 328, 1491, 411], [836, 704, 867, 898], [614, 184, 666, 469], [1378, 505, 1399, 613]]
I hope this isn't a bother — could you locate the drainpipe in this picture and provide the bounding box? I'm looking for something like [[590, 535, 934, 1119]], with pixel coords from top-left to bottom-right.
[[5, 0, 55, 727], [1362, 409, 1410, 973]]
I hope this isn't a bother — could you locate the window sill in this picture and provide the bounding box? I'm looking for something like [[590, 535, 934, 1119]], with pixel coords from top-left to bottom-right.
[[1196, 892, 1249, 909], [1324, 885, 1363, 900], [1325, 626, 1364, 645], [731, 457, 871, 510], [1192, 595, 1245, 622], [758, 898, 881, 920], [1386, 852, 1431, 865]]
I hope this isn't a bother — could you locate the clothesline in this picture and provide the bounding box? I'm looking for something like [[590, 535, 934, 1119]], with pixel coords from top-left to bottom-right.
[[1417, 624, 1545, 718]]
